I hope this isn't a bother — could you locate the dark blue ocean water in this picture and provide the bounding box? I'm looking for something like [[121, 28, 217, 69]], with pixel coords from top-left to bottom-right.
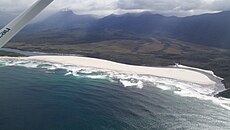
[[0, 59, 229, 130]]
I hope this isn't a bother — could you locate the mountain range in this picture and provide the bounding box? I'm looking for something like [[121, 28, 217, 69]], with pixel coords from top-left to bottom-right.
[[25, 10, 96, 32], [90, 11, 230, 48], [2, 10, 230, 48]]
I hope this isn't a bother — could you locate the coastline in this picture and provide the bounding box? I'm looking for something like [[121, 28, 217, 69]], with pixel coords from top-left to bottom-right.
[[0, 55, 223, 85], [9, 55, 219, 85], [2, 55, 230, 110]]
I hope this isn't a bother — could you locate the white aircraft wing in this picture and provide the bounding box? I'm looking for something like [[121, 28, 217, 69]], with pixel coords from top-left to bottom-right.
[[0, 0, 54, 48]]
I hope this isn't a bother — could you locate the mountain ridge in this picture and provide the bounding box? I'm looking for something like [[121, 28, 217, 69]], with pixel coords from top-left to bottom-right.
[[24, 10, 97, 32], [90, 11, 230, 48], [2, 10, 229, 48]]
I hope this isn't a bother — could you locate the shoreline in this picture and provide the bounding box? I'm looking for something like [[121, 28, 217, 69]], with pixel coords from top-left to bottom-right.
[[8, 55, 220, 85], [1, 55, 230, 110], [0, 55, 223, 86]]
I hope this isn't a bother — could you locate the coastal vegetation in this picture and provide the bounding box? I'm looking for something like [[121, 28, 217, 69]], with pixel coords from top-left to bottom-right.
[[0, 50, 24, 57]]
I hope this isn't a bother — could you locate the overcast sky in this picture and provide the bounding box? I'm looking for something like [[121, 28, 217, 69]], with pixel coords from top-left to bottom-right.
[[0, 0, 230, 17]]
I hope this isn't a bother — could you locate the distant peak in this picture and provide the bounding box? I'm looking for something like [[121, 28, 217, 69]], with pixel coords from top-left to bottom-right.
[[59, 8, 75, 14], [61, 8, 72, 12]]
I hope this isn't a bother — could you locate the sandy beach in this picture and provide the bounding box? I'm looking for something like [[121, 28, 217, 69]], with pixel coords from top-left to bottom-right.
[[11, 55, 216, 85]]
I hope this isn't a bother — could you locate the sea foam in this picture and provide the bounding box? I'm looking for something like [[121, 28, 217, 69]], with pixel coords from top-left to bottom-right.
[[0, 58, 229, 110]]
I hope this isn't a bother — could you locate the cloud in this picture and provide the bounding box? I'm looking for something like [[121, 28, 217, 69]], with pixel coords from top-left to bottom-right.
[[210, 0, 230, 11], [116, 0, 228, 16], [0, 0, 229, 16], [0, 0, 33, 13]]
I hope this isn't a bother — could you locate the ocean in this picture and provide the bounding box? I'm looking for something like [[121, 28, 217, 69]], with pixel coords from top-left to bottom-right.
[[0, 58, 229, 130]]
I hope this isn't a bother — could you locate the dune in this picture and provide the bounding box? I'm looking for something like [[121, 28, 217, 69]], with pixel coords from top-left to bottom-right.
[[22, 55, 217, 85]]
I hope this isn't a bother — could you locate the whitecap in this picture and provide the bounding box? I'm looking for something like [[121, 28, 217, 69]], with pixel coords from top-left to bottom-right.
[[85, 75, 107, 79], [120, 80, 143, 89], [155, 84, 172, 91]]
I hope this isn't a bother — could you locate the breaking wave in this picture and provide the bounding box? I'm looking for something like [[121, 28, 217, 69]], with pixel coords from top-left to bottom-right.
[[0, 58, 229, 110]]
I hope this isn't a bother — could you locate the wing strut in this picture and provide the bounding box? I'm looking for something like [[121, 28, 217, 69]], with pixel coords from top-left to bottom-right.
[[0, 0, 54, 48]]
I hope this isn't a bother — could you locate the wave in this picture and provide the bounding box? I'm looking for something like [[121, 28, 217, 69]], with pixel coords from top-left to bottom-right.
[[0, 58, 229, 110]]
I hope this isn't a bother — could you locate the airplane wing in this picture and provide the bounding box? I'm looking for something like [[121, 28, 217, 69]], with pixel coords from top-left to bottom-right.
[[0, 0, 54, 48]]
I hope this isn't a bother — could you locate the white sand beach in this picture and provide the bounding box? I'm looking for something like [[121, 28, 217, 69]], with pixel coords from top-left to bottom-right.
[[19, 55, 217, 85]]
